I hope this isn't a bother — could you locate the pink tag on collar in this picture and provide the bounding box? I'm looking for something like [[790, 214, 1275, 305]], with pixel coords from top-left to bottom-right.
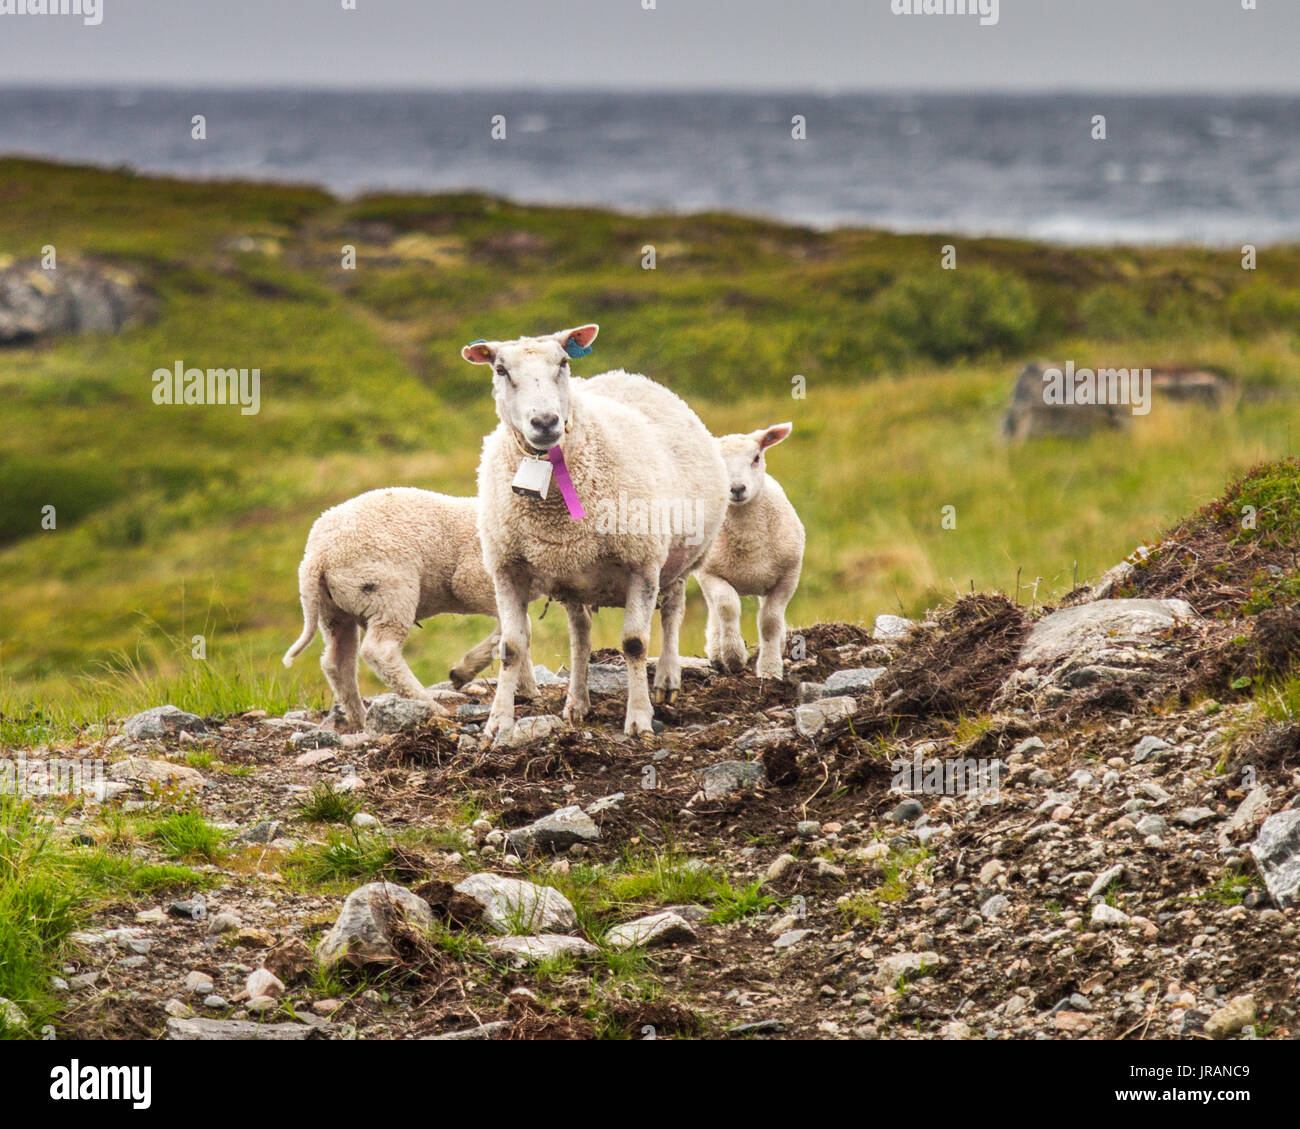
[[545, 446, 585, 520]]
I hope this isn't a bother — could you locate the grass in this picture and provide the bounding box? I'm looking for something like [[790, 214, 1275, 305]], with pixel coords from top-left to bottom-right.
[[839, 846, 932, 928], [286, 832, 396, 887], [3, 158, 1300, 740], [296, 783, 364, 825], [0, 792, 209, 1038], [145, 811, 227, 862]]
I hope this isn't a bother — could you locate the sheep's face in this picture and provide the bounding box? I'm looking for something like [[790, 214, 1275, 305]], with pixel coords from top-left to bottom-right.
[[463, 326, 598, 451], [718, 423, 792, 506]]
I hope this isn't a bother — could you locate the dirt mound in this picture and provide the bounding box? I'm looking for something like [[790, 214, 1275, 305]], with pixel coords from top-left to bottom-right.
[[1123, 459, 1300, 617]]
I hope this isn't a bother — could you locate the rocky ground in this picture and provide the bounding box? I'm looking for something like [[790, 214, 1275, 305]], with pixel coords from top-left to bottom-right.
[[9, 464, 1300, 1042]]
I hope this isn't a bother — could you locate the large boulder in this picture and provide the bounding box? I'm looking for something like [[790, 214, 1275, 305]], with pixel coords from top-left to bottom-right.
[[123, 705, 207, 741], [997, 598, 1196, 708], [316, 882, 433, 967], [453, 873, 576, 935], [1250, 809, 1300, 908], [0, 260, 149, 344]]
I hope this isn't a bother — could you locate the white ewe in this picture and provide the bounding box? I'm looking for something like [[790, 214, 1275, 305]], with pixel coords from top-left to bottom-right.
[[694, 423, 805, 678], [282, 488, 537, 731], [465, 325, 728, 739]]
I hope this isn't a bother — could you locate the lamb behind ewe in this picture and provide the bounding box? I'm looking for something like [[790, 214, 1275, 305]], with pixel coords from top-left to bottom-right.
[[282, 488, 537, 731], [694, 423, 805, 679], [466, 324, 728, 740]]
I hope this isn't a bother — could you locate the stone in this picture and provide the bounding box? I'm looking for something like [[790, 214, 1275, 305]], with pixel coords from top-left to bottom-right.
[[773, 928, 813, 951], [875, 951, 941, 987], [264, 938, 313, 984], [1173, 807, 1217, 829], [980, 894, 1010, 920], [166, 1017, 322, 1041], [494, 715, 563, 748], [1091, 903, 1131, 928], [294, 748, 337, 767], [605, 912, 696, 950], [351, 812, 380, 830], [825, 667, 887, 694], [889, 798, 924, 823], [0, 259, 149, 344], [1021, 600, 1196, 668], [587, 792, 624, 814], [424, 1021, 510, 1041], [507, 806, 600, 853], [765, 853, 796, 882], [873, 615, 915, 641], [316, 882, 434, 967], [183, 971, 214, 996], [453, 873, 577, 934], [1133, 736, 1170, 761], [795, 820, 822, 838], [795, 696, 856, 737], [700, 760, 766, 801], [0, 998, 27, 1031], [290, 729, 341, 750], [122, 705, 207, 741], [107, 756, 205, 790], [363, 694, 447, 736], [1204, 995, 1256, 1040], [1135, 814, 1167, 838], [235, 820, 281, 845], [244, 969, 285, 1000], [1250, 809, 1300, 908], [1087, 864, 1127, 900], [485, 935, 600, 965], [206, 912, 241, 936]]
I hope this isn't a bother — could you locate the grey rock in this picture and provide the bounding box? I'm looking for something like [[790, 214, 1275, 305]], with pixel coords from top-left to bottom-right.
[[425, 1021, 510, 1041], [453, 873, 577, 934], [587, 792, 624, 814], [889, 798, 924, 823], [363, 694, 445, 736], [1018, 600, 1196, 669], [1091, 903, 1131, 928], [507, 805, 600, 853], [0, 998, 27, 1031], [494, 715, 562, 748], [795, 695, 856, 738], [316, 882, 434, 967], [1087, 864, 1128, 900], [734, 726, 795, 752], [606, 912, 696, 950], [108, 756, 205, 790], [0, 260, 149, 344], [1135, 814, 1168, 838], [1204, 995, 1256, 1040], [1173, 807, 1218, 829], [235, 820, 281, 845], [167, 1017, 322, 1041], [873, 615, 915, 641], [700, 760, 766, 801], [485, 935, 600, 965], [773, 929, 813, 951], [1250, 809, 1300, 908], [980, 894, 1010, 920], [874, 951, 940, 987], [825, 667, 887, 694], [290, 729, 341, 750], [123, 705, 207, 741], [1133, 735, 1171, 762]]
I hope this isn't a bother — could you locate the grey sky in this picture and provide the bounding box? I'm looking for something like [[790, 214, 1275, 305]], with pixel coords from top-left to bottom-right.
[[0, 0, 1296, 92]]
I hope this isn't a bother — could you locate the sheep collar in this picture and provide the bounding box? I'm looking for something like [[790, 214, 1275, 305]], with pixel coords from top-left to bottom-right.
[[510, 427, 585, 521]]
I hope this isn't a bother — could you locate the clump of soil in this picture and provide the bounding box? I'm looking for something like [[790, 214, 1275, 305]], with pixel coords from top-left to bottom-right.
[[1183, 604, 1300, 703], [838, 594, 1029, 736], [1123, 458, 1300, 617]]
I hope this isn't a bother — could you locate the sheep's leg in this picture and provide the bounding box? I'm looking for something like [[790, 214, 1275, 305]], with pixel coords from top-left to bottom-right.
[[562, 601, 591, 724], [485, 569, 531, 742], [450, 629, 499, 688], [698, 572, 747, 673], [359, 619, 426, 700], [622, 571, 659, 737], [320, 614, 365, 732], [756, 569, 799, 679], [652, 576, 686, 705]]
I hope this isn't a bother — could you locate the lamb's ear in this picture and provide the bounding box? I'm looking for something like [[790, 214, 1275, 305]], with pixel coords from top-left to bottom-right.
[[756, 422, 793, 450], [556, 324, 599, 359], [462, 340, 496, 365]]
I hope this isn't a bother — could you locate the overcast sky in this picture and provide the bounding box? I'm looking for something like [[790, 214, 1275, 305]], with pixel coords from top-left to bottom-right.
[[1, 0, 1296, 92]]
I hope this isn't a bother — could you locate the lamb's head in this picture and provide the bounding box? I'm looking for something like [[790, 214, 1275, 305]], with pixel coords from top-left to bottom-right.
[[462, 325, 599, 451], [718, 423, 792, 505]]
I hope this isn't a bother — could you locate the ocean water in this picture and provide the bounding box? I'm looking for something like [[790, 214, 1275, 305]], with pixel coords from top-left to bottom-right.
[[3, 87, 1299, 245]]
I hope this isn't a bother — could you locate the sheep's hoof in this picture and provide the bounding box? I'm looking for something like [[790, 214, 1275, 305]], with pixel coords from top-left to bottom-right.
[[652, 686, 678, 706], [755, 663, 783, 680], [562, 702, 588, 726], [624, 712, 655, 737], [484, 715, 513, 743]]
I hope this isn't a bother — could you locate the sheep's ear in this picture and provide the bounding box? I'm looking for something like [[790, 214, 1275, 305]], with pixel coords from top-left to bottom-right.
[[556, 324, 599, 358], [756, 422, 793, 450], [462, 340, 496, 365]]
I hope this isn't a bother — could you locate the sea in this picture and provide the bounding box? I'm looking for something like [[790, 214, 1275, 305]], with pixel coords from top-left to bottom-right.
[[2, 87, 1298, 245]]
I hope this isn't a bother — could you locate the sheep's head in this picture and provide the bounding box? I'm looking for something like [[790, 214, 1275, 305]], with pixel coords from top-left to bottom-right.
[[462, 325, 599, 451], [718, 423, 792, 505]]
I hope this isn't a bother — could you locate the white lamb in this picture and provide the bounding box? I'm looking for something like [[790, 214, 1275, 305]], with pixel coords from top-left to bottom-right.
[[465, 324, 728, 740], [694, 423, 805, 679], [281, 488, 537, 731]]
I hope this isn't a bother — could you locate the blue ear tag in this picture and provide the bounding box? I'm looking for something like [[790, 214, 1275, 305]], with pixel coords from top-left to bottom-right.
[[564, 338, 593, 359], [470, 338, 486, 345]]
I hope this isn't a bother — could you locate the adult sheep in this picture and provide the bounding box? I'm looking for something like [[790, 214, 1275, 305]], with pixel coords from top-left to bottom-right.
[[282, 488, 538, 731], [465, 325, 728, 740]]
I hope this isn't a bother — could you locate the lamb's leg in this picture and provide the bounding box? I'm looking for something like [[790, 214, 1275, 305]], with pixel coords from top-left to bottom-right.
[[450, 629, 499, 688], [485, 569, 531, 742], [698, 572, 747, 673], [359, 618, 426, 700], [756, 569, 799, 679], [652, 575, 686, 705], [562, 601, 592, 724], [622, 571, 659, 737], [518, 628, 539, 700], [320, 614, 365, 732]]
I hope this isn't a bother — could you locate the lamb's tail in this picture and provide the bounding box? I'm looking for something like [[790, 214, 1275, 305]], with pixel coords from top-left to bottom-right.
[[282, 569, 323, 667]]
